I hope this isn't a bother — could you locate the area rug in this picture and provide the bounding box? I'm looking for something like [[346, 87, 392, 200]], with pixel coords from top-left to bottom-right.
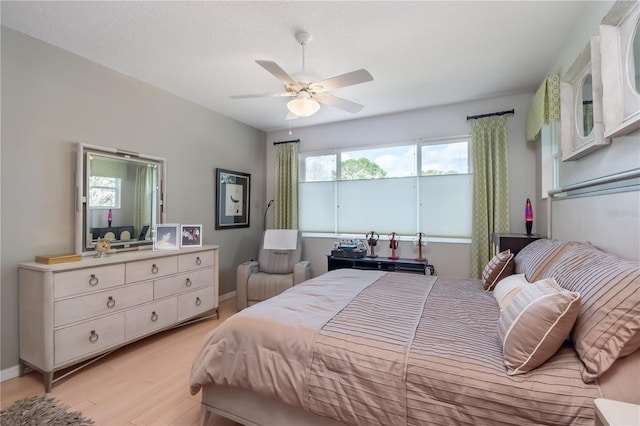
[[0, 395, 94, 425]]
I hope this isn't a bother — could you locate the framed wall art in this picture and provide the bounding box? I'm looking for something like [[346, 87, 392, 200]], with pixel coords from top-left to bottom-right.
[[181, 224, 202, 247], [560, 36, 609, 161], [600, 1, 640, 138], [215, 168, 250, 229]]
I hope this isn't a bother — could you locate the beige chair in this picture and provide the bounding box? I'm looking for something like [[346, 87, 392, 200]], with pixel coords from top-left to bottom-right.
[[236, 230, 311, 310]]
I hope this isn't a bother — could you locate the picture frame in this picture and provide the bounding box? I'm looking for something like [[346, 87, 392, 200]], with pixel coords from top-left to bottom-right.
[[181, 224, 202, 247], [216, 168, 250, 229], [153, 224, 180, 250], [600, 1, 640, 138], [559, 36, 609, 161]]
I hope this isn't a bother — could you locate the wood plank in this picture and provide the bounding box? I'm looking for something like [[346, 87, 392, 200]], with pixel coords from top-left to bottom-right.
[[0, 298, 241, 426]]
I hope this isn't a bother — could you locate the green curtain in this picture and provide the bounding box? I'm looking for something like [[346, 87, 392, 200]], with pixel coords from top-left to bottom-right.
[[526, 74, 561, 141], [470, 115, 510, 278], [133, 164, 154, 237], [274, 142, 299, 229]]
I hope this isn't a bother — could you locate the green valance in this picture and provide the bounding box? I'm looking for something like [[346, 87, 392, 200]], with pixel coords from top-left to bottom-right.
[[526, 74, 560, 141]]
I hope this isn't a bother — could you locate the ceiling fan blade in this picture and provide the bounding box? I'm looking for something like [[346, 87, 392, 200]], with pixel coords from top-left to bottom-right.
[[230, 92, 295, 99], [314, 93, 364, 114], [312, 69, 373, 92], [255, 60, 300, 88]]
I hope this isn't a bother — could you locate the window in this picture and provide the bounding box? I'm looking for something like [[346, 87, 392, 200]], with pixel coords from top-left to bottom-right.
[[299, 138, 471, 238], [540, 122, 560, 198], [89, 176, 121, 209]]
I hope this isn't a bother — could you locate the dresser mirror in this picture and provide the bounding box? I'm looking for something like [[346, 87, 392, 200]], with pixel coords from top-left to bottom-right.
[[560, 36, 608, 161], [75, 143, 166, 254], [600, 0, 640, 138]]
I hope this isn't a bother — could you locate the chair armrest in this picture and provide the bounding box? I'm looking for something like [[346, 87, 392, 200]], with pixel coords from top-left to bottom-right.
[[236, 261, 259, 310], [293, 261, 311, 285]]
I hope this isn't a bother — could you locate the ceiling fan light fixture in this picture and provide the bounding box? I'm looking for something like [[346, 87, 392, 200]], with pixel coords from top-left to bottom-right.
[[287, 93, 320, 117]]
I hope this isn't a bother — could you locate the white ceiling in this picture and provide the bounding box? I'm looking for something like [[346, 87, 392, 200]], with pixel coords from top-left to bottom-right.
[[1, 1, 591, 133]]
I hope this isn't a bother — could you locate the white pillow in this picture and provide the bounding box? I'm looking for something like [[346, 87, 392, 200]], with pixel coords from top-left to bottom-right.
[[493, 273, 528, 311]]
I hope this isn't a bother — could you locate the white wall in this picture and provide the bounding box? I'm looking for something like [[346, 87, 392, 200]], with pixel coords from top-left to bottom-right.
[[0, 28, 267, 371], [548, 0, 639, 187], [266, 92, 537, 279]]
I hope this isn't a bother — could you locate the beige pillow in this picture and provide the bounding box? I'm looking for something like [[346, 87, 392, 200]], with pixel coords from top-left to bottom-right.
[[493, 274, 528, 311], [546, 246, 640, 382], [482, 250, 514, 290], [497, 277, 581, 375]]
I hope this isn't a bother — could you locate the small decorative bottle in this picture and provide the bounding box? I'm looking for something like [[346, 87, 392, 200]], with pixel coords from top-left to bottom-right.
[[107, 209, 112, 227]]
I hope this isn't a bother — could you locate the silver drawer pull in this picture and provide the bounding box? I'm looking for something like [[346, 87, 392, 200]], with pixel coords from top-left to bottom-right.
[[89, 330, 99, 343], [195, 297, 202, 306], [89, 274, 99, 286], [151, 264, 159, 274], [185, 278, 192, 287], [151, 311, 158, 321], [195, 256, 202, 265], [106, 296, 116, 308]]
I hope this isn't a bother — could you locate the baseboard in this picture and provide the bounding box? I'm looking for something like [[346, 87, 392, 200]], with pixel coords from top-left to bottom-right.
[[1, 291, 236, 384], [219, 290, 236, 302], [1, 365, 20, 382]]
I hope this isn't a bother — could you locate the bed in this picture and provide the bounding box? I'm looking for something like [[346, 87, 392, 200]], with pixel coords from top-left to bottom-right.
[[190, 171, 640, 426]]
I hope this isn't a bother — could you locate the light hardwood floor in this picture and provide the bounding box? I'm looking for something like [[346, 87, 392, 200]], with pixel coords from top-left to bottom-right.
[[0, 298, 242, 426]]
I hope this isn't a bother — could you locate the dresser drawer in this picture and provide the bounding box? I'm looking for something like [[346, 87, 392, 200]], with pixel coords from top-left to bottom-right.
[[125, 256, 177, 283], [54, 264, 125, 298], [55, 282, 153, 326], [125, 298, 177, 340], [154, 268, 213, 299], [178, 250, 216, 272], [177, 286, 215, 321], [55, 313, 125, 365]]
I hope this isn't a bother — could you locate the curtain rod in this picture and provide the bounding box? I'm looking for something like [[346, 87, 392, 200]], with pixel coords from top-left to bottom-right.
[[466, 109, 514, 121], [273, 139, 300, 145]]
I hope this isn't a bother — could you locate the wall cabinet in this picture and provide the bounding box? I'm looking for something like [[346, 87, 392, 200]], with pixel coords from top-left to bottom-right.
[[18, 245, 219, 391]]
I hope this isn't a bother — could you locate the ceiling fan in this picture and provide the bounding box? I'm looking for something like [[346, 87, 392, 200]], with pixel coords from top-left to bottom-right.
[[231, 32, 373, 118]]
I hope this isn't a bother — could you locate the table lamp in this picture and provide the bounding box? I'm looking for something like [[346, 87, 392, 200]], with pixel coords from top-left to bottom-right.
[[525, 198, 533, 235]]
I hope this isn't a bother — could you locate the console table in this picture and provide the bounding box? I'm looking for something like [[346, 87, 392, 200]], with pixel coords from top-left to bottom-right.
[[327, 255, 435, 275], [19, 245, 219, 391]]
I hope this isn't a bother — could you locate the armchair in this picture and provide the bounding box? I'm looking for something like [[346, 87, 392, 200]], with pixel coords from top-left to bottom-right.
[[236, 230, 311, 310]]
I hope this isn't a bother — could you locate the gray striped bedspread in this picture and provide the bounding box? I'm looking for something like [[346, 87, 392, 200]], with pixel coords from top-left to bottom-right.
[[190, 269, 599, 425]]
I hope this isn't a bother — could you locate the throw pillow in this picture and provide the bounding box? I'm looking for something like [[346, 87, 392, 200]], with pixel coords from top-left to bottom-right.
[[497, 277, 581, 375], [545, 246, 640, 382], [482, 250, 514, 290], [493, 273, 529, 311]]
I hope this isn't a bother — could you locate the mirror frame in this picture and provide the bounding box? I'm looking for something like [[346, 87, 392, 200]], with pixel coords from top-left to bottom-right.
[[75, 142, 167, 255], [560, 36, 609, 161], [600, 0, 640, 138]]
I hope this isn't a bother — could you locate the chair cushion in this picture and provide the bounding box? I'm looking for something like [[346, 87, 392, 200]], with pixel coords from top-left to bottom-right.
[[247, 272, 294, 302]]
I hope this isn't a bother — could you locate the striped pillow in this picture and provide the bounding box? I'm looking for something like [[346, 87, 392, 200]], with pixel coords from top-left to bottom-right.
[[546, 244, 640, 382], [514, 239, 571, 282], [497, 277, 581, 375], [482, 250, 514, 290]]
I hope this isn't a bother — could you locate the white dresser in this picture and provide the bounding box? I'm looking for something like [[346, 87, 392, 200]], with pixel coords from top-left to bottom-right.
[[18, 245, 219, 391]]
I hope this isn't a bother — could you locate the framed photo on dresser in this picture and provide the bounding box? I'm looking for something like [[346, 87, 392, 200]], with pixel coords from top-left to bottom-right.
[[181, 224, 202, 247]]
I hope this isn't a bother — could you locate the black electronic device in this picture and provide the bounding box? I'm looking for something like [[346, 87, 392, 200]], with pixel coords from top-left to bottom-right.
[[331, 239, 367, 259], [138, 225, 150, 241]]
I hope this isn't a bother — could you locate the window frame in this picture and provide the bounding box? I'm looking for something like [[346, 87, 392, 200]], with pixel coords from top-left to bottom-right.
[[298, 136, 471, 240], [88, 175, 122, 209]]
